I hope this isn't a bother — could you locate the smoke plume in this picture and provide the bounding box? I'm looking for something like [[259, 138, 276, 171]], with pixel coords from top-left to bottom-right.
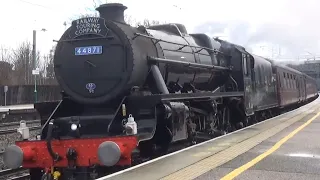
[[193, 0, 320, 57]]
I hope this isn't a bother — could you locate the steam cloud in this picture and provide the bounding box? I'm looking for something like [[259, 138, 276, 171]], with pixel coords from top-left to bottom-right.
[[194, 20, 254, 53], [193, 0, 320, 58]]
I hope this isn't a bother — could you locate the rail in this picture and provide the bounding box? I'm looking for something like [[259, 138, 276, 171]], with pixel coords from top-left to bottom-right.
[[0, 167, 24, 176], [0, 167, 29, 180], [0, 126, 41, 135], [0, 123, 39, 179], [8, 174, 30, 180], [0, 120, 40, 128]]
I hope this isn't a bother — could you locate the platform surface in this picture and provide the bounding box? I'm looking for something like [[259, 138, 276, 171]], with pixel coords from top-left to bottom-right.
[[98, 97, 320, 180], [0, 104, 34, 112], [195, 105, 320, 180]]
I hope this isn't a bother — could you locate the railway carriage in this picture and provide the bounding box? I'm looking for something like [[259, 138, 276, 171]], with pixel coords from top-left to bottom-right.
[[274, 64, 303, 107], [274, 63, 318, 107]]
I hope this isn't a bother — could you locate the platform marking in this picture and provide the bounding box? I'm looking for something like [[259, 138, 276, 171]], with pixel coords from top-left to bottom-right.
[[220, 111, 320, 180]]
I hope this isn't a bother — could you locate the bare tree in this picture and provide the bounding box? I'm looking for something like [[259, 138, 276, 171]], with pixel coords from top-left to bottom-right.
[[11, 41, 32, 85], [66, 0, 101, 25], [46, 45, 55, 79], [30, 44, 58, 85], [8, 41, 43, 85], [66, 1, 164, 28], [0, 46, 12, 62], [44, 45, 57, 85], [124, 14, 135, 26], [0, 61, 13, 85], [0, 46, 14, 85], [135, 19, 162, 27]]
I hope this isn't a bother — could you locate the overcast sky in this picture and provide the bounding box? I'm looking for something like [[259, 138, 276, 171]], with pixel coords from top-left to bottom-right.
[[1, 0, 319, 62]]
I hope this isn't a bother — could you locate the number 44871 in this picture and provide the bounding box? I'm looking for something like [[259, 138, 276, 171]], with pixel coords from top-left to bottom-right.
[[75, 46, 102, 55]]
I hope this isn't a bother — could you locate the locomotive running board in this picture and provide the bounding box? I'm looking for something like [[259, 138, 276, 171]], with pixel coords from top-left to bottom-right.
[[159, 91, 244, 101], [127, 91, 244, 102]]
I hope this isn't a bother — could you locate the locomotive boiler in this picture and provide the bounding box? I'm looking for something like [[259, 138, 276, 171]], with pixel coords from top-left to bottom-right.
[[3, 2, 318, 180], [54, 4, 230, 105]]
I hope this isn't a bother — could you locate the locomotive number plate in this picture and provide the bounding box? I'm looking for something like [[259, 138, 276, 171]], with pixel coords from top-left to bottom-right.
[[75, 46, 103, 56]]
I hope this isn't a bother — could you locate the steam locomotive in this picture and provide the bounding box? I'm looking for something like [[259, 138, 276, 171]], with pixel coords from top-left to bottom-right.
[[3, 3, 318, 180]]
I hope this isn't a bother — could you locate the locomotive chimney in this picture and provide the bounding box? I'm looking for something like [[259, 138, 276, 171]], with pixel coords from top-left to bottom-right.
[[96, 3, 127, 24]]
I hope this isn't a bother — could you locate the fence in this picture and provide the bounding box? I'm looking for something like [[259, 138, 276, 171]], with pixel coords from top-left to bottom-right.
[[0, 85, 61, 105]]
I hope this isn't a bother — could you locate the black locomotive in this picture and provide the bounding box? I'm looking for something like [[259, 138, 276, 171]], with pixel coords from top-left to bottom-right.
[[3, 3, 318, 180]]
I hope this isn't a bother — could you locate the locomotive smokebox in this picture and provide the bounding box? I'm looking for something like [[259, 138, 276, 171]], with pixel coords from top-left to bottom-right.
[[96, 3, 127, 24]]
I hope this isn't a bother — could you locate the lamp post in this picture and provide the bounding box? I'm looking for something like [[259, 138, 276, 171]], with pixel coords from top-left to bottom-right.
[[32, 28, 47, 103]]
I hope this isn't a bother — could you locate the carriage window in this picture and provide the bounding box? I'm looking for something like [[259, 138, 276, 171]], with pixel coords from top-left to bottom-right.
[[293, 75, 295, 88], [288, 73, 291, 88], [289, 74, 291, 88], [288, 74, 292, 89]]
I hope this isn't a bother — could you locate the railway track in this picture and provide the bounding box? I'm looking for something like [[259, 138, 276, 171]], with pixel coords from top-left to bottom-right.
[[0, 126, 41, 135], [0, 121, 41, 153], [0, 167, 30, 180], [0, 107, 39, 124], [0, 123, 40, 179], [0, 120, 40, 128]]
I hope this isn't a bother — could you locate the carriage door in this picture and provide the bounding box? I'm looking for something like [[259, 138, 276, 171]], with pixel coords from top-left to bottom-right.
[[243, 53, 254, 115]]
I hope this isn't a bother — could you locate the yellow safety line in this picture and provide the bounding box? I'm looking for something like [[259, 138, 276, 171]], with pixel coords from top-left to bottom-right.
[[220, 111, 320, 180]]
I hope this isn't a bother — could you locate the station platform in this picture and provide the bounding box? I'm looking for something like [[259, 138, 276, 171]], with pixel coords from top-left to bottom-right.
[[0, 104, 34, 113], [97, 97, 320, 180]]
